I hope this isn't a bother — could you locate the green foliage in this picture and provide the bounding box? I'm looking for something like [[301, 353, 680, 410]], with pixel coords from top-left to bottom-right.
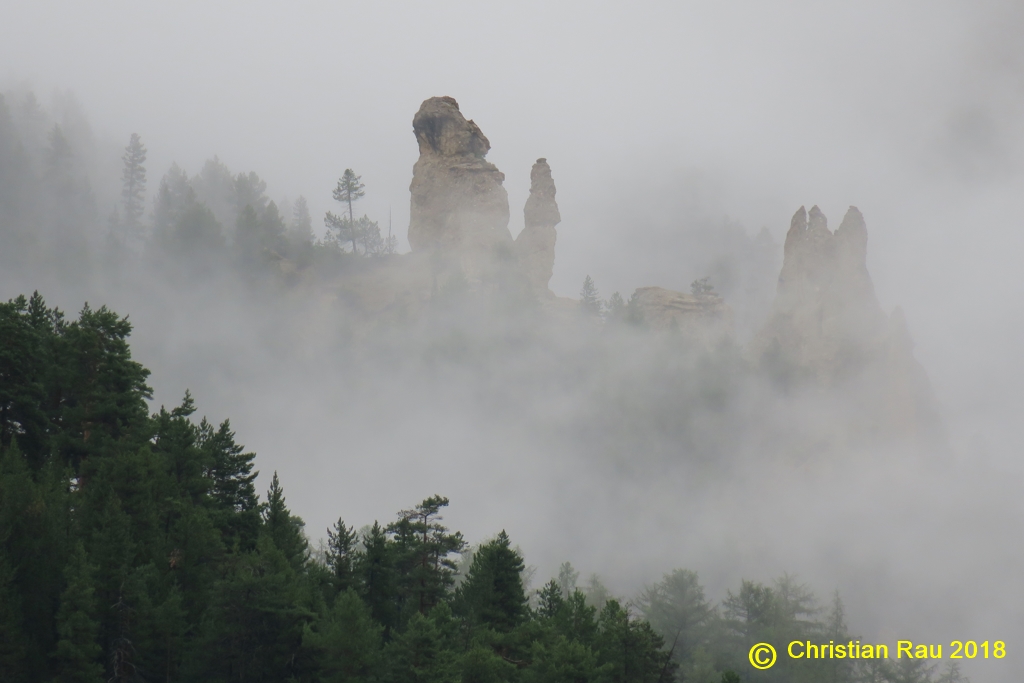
[[52, 542, 104, 683], [263, 471, 310, 569], [2, 290, 903, 683], [325, 213, 388, 256], [327, 518, 359, 592], [522, 637, 605, 683], [384, 610, 458, 683], [637, 569, 714, 663], [303, 588, 383, 683], [388, 495, 465, 619], [456, 530, 528, 633], [327, 168, 366, 253], [691, 276, 714, 296], [579, 275, 601, 317]]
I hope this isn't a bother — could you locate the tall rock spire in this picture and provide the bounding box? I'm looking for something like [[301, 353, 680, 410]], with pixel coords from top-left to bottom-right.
[[407, 96, 512, 283], [514, 158, 561, 297]]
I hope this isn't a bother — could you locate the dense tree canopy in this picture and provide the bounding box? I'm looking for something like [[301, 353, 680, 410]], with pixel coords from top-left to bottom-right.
[[0, 291, 963, 683]]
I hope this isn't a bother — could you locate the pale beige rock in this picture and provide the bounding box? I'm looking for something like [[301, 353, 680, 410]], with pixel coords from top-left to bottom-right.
[[757, 205, 887, 382], [408, 96, 513, 283], [515, 158, 560, 296], [755, 205, 940, 441], [630, 286, 733, 341]]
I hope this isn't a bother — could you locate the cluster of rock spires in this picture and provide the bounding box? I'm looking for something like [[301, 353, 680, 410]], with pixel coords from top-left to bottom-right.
[[754, 205, 939, 440], [407, 96, 560, 298], [336, 95, 938, 442], [405, 96, 727, 326]]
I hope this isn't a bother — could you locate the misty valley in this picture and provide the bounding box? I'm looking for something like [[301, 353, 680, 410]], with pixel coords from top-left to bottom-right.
[[0, 88, 1017, 683]]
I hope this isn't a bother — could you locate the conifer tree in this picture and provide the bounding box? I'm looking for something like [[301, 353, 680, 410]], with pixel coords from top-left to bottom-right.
[[0, 550, 28, 682], [595, 600, 677, 683], [234, 171, 269, 215], [326, 518, 359, 592], [201, 418, 260, 549], [605, 291, 626, 322], [389, 495, 465, 617], [120, 133, 147, 243], [290, 195, 315, 244], [383, 611, 457, 683], [637, 569, 713, 664], [456, 530, 528, 633], [0, 293, 51, 467], [302, 589, 383, 683], [326, 169, 365, 253], [557, 561, 579, 599], [357, 521, 398, 636], [579, 275, 601, 317], [262, 471, 309, 569], [52, 542, 104, 683]]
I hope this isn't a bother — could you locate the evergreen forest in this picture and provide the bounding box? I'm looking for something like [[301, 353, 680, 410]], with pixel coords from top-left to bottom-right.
[[0, 292, 970, 683]]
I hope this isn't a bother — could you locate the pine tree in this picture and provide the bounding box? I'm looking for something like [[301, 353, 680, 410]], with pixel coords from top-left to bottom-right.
[[557, 562, 579, 599], [456, 530, 528, 633], [52, 302, 152, 476], [690, 276, 714, 296], [537, 580, 564, 620], [235, 201, 287, 265], [327, 169, 365, 253], [0, 292, 52, 468], [234, 171, 269, 215], [595, 600, 678, 683], [389, 495, 465, 617], [936, 661, 970, 683], [52, 542, 104, 683], [579, 276, 601, 317], [262, 471, 309, 569], [522, 637, 604, 683], [190, 535, 312, 682], [552, 589, 598, 646], [302, 588, 383, 683], [201, 418, 260, 549], [606, 291, 626, 322], [357, 521, 398, 637], [636, 569, 713, 664], [0, 549, 28, 682], [290, 195, 315, 244], [120, 133, 147, 244], [326, 518, 358, 592], [383, 611, 457, 683]]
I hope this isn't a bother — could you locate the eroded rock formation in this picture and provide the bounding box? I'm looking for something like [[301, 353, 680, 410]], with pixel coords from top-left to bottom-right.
[[755, 205, 939, 441], [515, 158, 560, 296], [630, 286, 732, 341], [408, 96, 513, 283], [757, 205, 886, 381]]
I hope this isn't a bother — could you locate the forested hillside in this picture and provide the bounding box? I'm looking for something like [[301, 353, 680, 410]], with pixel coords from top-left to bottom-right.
[[0, 293, 970, 683]]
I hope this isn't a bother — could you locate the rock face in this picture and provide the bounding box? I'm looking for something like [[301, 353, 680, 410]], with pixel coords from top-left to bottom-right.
[[755, 205, 939, 441], [630, 286, 732, 340], [515, 158, 560, 296], [758, 205, 886, 379], [408, 97, 513, 282]]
